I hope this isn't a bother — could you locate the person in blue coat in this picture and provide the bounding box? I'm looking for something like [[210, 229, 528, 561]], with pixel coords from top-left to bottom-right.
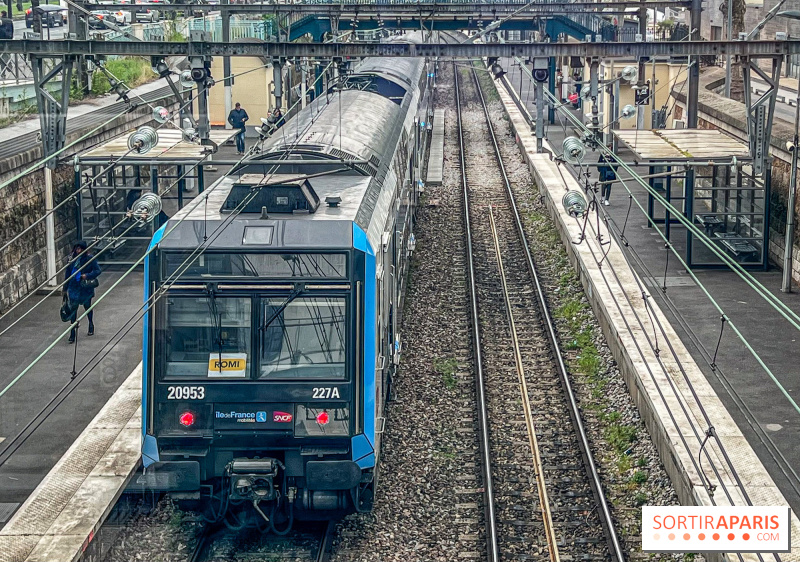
[[63, 240, 101, 343]]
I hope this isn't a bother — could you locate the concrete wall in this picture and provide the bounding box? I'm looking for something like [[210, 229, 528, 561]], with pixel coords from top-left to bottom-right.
[[0, 91, 175, 312], [207, 56, 273, 127], [671, 71, 800, 284]]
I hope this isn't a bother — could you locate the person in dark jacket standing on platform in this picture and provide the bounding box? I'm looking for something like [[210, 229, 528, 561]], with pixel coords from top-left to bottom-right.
[[227, 102, 249, 154], [63, 240, 101, 343], [596, 150, 619, 206]]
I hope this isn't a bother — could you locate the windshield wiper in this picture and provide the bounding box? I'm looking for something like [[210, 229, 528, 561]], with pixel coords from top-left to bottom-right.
[[261, 283, 305, 331], [206, 284, 224, 373]]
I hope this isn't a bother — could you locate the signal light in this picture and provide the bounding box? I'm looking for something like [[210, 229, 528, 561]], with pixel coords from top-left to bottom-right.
[[179, 411, 195, 427], [316, 411, 330, 425]]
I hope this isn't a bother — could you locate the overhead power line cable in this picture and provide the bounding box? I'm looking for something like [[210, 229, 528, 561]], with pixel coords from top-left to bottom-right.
[[0, 60, 335, 401], [0, 63, 271, 258]]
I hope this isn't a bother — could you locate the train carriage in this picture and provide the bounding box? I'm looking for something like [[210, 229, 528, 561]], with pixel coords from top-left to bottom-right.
[[140, 43, 439, 528]]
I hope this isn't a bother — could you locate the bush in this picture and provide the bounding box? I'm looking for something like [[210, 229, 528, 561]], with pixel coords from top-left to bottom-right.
[[91, 57, 156, 96]]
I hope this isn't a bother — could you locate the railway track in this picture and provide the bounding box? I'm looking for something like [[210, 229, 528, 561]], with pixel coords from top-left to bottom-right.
[[455, 61, 624, 562], [187, 520, 335, 562]]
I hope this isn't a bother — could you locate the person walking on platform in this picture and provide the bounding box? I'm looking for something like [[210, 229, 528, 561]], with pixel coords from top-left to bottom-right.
[[227, 102, 249, 154], [596, 150, 619, 206], [63, 240, 101, 343]]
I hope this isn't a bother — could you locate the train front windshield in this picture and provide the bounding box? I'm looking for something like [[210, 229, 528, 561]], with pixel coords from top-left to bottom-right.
[[156, 252, 350, 382]]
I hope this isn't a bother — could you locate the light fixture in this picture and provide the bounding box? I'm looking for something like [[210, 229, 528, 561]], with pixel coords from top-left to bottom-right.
[[621, 65, 638, 84], [127, 126, 159, 154], [562, 190, 588, 218], [490, 62, 506, 80], [152, 106, 170, 123], [179, 69, 194, 89], [620, 104, 636, 119], [562, 136, 586, 165], [130, 192, 163, 224]]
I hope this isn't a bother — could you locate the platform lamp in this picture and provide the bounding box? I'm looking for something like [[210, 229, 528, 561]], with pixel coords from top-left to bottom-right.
[[776, 10, 800, 292]]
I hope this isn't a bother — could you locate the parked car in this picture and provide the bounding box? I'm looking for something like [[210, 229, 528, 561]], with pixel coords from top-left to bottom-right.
[[111, 9, 131, 24], [88, 9, 119, 28], [25, 4, 68, 28], [134, 7, 159, 22]]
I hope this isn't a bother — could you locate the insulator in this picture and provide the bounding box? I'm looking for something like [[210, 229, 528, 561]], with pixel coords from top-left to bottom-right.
[[152, 106, 170, 123], [580, 87, 593, 101], [621, 65, 638, 84], [562, 190, 588, 218], [130, 193, 163, 224], [179, 70, 194, 89], [128, 126, 159, 154], [620, 104, 636, 119], [562, 136, 586, 165]]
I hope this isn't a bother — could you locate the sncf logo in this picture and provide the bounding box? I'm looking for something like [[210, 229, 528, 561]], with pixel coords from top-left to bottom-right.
[[273, 411, 293, 423]]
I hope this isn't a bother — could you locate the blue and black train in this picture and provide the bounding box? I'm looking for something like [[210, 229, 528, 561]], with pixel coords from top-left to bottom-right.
[[140, 33, 452, 529]]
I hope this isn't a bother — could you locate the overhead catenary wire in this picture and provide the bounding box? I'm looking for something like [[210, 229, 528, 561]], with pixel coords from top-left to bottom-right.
[[532, 67, 800, 512], [538, 78, 800, 333], [0, 62, 272, 259], [506, 60, 793, 550], [0, 60, 336, 402]]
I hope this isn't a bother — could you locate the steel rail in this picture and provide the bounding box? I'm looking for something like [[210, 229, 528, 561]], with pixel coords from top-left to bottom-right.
[[469, 65, 625, 561], [487, 204, 561, 562], [453, 60, 500, 562]]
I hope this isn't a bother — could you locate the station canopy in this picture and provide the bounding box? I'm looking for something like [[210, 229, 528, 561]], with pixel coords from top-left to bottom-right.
[[612, 129, 751, 162], [80, 129, 236, 163]]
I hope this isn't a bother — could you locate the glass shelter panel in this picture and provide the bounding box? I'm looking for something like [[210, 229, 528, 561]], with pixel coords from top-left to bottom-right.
[[690, 164, 766, 266]]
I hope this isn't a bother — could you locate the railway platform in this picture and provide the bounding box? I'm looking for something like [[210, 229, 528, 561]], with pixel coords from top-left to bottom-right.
[[498, 60, 800, 557]]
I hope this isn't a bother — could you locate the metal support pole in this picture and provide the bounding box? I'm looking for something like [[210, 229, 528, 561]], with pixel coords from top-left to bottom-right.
[[535, 79, 544, 153], [44, 168, 57, 287], [636, 7, 646, 130], [273, 58, 283, 109], [548, 56, 556, 123], [687, 0, 701, 128], [781, 71, 800, 292], [612, 70, 620, 152], [589, 58, 599, 138], [725, 0, 733, 97], [301, 57, 308, 109], [222, 0, 232, 130]]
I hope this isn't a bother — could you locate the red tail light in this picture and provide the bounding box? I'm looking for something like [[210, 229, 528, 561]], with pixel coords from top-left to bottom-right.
[[179, 411, 195, 427], [316, 411, 329, 425]]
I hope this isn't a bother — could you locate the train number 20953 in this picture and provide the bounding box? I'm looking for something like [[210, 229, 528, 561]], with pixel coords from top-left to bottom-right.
[[312, 387, 340, 399], [167, 386, 206, 400]]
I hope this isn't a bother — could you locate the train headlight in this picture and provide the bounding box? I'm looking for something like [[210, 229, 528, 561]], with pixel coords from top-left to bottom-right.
[[295, 405, 349, 437], [179, 411, 195, 427]]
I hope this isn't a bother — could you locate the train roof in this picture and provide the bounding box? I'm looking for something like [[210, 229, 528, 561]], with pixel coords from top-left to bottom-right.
[[159, 172, 392, 252]]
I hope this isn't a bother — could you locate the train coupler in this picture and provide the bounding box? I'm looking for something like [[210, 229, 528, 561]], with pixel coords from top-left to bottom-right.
[[227, 458, 282, 502]]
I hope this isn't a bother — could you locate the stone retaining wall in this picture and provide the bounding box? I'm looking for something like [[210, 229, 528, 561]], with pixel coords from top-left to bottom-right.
[[0, 93, 175, 312]]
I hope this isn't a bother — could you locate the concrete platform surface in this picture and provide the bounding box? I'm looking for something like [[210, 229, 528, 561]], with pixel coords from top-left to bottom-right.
[[426, 107, 445, 186], [0, 269, 145, 520], [497, 67, 800, 560], [0, 364, 141, 562]]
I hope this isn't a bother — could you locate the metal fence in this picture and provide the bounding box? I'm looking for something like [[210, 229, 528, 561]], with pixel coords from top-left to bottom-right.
[[181, 15, 275, 40], [0, 53, 35, 83]]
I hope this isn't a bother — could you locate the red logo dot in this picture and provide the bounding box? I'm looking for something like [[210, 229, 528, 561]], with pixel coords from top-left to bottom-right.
[[743, 533, 750, 541], [668, 533, 676, 541], [728, 533, 735, 541], [698, 533, 706, 540], [683, 533, 690, 540], [713, 533, 720, 540]]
